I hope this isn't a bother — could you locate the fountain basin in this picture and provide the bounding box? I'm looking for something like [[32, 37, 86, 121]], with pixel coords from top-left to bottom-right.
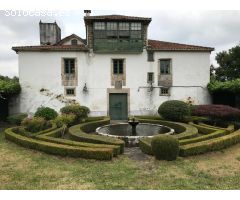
[[96, 123, 174, 147]]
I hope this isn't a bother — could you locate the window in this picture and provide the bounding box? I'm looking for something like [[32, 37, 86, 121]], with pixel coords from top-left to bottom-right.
[[94, 22, 105, 30], [107, 22, 117, 30], [113, 59, 124, 74], [147, 51, 154, 62], [160, 88, 169, 96], [131, 23, 141, 30], [71, 39, 78, 45], [160, 59, 171, 74], [65, 88, 75, 96], [147, 72, 154, 83], [119, 22, 129, 30], [64, 59, 75, 74]]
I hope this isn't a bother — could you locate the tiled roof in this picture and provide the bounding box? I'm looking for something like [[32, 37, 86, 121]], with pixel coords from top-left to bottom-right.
[[12, 44, 88, 52], [84, 15, 151, 23], [56, 34, 86, 45], [148, 39, 214, 52]]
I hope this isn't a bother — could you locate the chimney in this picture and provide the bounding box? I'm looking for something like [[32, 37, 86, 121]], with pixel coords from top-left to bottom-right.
[[84, 10, 91, 16], [39, 21, 61, 45]]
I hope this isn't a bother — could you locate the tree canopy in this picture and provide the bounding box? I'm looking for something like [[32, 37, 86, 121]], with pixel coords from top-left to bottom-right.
[[0, 75, 21, 98], [207, 78, 240, 94], [213, 43, 240, 81]]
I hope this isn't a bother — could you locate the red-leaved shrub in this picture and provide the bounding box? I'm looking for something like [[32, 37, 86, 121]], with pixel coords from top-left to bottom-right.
[[192, 104, 240, 121]]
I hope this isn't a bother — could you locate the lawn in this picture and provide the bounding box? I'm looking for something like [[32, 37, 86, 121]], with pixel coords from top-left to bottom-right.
[[1, 126, 240, 190]]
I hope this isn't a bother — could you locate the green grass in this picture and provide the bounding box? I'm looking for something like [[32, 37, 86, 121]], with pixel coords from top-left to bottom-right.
[[1, 126, 240, 189]]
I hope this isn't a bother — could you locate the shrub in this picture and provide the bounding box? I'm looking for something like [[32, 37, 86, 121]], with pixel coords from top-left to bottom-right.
[[34, 106, 58, 120], [68, 117, 125, 154], [151, 135, 179, 161], [7, 113, 27, 125], [54, 114, 76, 128], [21, 117, 49, 133], [5, 127, 113, 160], [158, 100, 190, 122], [60, 104, 90, 122], [192, 104, 240, 121], [136, 117, 198, 140], [139, 138, 153, 155], [179, 129, 240, 157]]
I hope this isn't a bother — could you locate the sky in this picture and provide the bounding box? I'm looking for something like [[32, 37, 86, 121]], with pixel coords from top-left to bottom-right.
[[0, 10, 240, 77]]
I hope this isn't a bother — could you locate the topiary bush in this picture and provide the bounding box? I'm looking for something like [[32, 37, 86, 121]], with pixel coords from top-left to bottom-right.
[[21, 117, 50, 133], [151, 135, 179, 161], [54, 114, 76, 128], [192, 104, 240, 122], [60, 104, 90, 122], [34, 106, 58, 120], [7, 113, 27, 125], [158, 100, 190, 122]]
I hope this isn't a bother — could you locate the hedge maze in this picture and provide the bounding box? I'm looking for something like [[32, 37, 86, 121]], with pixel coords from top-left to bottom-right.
[[4, 116, 240, 160], [137, 117, 240, 157], [4, 117, 124, 161]]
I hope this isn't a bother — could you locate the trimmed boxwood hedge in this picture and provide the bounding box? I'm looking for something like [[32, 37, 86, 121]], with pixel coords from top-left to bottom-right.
[[139, 137, 153, 155], [189, 122, 218, 134], [198, 123, 235, 133], [5, 127, 113, 160], [179, 129, 229, 146], [68, 117, 125, 153], [179, 129, 240, 157], [136, 118, 198, 140], [16, 123, 58, 138], [36, 131, 121, 157], [151, 135, 179, 161]]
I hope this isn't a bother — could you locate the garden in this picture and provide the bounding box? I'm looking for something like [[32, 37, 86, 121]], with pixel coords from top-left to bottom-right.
[[1, 100, 240, 189], [2, 74, 240, 189], [3, 99, 240, 162]]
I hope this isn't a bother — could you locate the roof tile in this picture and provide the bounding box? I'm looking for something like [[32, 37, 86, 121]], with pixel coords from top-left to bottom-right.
[[148, 39, 214, 51]]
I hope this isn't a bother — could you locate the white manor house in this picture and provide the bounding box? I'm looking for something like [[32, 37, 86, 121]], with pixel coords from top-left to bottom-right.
[[12, 11, 214, 120]]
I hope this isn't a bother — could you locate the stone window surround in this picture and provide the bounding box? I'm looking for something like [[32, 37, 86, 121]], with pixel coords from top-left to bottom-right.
[[61, 57, 78, 86], [147, 72, 154, 83], [159, 58, 172, 75], [64, 87, 76, 97], [157, 58, 173, 88], [111, 58, 126, 86], [160, 87, 170, 96], [107, 88, 130, 117]]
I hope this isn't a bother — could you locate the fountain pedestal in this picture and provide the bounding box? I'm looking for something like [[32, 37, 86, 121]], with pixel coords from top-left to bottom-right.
[[128, 119, 139, 136]]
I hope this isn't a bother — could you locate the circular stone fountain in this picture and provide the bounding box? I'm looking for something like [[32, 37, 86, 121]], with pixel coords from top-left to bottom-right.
[[96, 119, 174, 147]]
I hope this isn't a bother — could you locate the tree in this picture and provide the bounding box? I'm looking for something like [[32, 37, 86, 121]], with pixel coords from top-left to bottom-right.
[[0, 75, 21, 99], [0, 75, 21, 120], [214, 43, 240, 81]]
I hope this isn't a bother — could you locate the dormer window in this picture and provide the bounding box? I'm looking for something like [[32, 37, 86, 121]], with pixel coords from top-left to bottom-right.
[[71, 39, 78, 45]]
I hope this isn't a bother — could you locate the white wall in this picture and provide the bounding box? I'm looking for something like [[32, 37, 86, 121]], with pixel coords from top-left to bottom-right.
[[11, 49, 211, 116]]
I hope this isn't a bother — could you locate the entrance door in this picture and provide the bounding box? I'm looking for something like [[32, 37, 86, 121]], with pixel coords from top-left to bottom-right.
[[109, 93, 128, 120]]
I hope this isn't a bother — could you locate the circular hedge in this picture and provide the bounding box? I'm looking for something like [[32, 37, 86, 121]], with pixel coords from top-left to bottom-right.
[[158, 100, 190, 122], [151, 135, 179, 161]]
